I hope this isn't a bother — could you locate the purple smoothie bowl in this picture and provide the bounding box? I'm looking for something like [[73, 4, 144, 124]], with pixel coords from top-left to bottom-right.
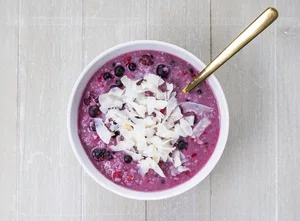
[[67, 40, 229, 200]]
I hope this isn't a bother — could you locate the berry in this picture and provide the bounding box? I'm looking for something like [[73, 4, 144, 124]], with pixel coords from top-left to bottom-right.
[[124, 56, 131, 65], [112, 131, 120, 138], [197, 89, 202, 94], [128, 62, 137, 71], [159, 107, 166, 115], [115, 79, 123, 87], [177, 140, 188, 150], [103, 72, 112, 80], [88, 105, 100, 118], [188, 68, 194, 74], [113, 171, 122, 182], [161, 179, 166, 184], [127, 175, 134, 181], [139, 54, 154, 66], [92, 148, 106, 161], [191, 153, 198, 158], [156, 64, 169, 78], [124, 155, 133, 163], [95, 97, 99, 104], [114, 65, 125, 77], [89, 120, 96, 131]]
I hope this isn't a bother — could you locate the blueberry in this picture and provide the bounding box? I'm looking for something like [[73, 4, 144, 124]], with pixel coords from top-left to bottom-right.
[[139, 55, 154, 66], [177, 140, 188, 150], [92, 148, 106, 160], [112, 130, 120, 138], [103, 72, 112, 80], [156, 64, 169, 78], [116, 79, 123, 87], [92, 149, 101, 160], [197, 89, 202, 94], [114, 65, 125, 77], [128, 62, 137, 71], [88, 105, 100, 118], [188, 68, 194, 74], [89, 120, 96, 131], [112, 62, 116, 67], [124, 155, 133, 163], [185, 99, 190, 102], [161, 179, 166, 184]]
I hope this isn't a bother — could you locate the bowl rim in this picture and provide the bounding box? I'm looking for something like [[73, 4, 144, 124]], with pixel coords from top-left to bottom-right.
[[67, 40, 229, 200]]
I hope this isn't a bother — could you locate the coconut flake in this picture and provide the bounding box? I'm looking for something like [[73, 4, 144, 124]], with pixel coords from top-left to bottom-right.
[[156, 123, 178, 139], [172, 150, 182, 167], [180, 101, 212, 116], [98, 94, 123, 113], [180, 118, 193, 136], [95, 72, 214, 177], [124, 150, 142, 161], [146, 97, 156, 115], [166, 83, 174, 100], [184, 116, 195, 126], [126, 100, 146, 118], [110, 140, 135, 151], [166, 96, 178, 117], [137, 157, 165, 177], [193, 117, 211, 137], [94, 118, 111, 144], [169, 106, 183, 122]]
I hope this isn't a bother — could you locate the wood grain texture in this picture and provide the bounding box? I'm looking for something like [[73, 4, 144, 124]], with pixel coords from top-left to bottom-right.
[[82, 1, 146, 220], [277, 1, 300, 220], [0, 0, 18, 220], [18, 0, 83, 220], [146, 1, 211, 220], [210, 1, 277, 221]]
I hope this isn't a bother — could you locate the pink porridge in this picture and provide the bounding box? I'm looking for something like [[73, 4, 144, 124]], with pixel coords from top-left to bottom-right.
[[78, 50, 220, 191]]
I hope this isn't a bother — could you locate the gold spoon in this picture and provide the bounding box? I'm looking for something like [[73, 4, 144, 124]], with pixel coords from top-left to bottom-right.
[[182, 7, 278, 94]]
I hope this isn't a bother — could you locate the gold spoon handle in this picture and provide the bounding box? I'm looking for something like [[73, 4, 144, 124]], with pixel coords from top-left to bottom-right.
[[183, 7, 278, 94]]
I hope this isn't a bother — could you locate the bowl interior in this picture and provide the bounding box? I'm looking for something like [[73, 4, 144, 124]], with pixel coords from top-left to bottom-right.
[[67, 40, 229, 200]]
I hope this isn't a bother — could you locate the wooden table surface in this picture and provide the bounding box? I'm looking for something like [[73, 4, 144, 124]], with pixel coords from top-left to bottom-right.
[[1, 0, 299, 220]]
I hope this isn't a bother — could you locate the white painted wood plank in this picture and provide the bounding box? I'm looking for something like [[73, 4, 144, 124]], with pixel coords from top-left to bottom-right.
[[147, 1, 211, 220], [82, 1, 146, 220], [277, 1, 300, 220], [18, 0, 83, 220], [0, 0, 18, 220], [210, 2, 276, 221]]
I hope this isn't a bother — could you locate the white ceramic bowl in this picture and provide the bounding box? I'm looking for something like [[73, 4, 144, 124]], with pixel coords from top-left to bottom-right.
[[67, 40, 229, 200]]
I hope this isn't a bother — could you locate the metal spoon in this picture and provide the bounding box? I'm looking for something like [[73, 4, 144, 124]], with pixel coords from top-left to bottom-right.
[[182, 7, 278, 94]]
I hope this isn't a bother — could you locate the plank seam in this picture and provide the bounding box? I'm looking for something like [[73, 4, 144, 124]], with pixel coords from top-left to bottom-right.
[[16, 0, 22, 220]]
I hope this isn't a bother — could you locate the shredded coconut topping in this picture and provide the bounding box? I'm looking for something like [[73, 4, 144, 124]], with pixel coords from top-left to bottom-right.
[[94, 73, 212, 177]]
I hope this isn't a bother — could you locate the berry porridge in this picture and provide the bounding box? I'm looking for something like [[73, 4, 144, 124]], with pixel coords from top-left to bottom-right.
[[78, 50, 220, 191]]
